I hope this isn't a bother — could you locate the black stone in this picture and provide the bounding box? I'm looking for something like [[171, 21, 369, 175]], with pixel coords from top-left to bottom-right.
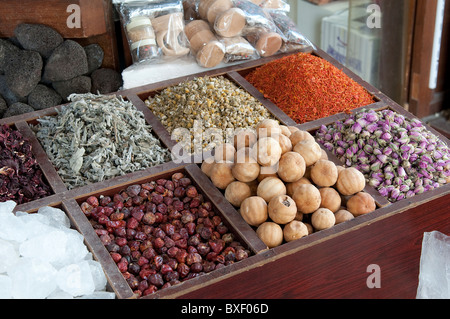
[[91, 68, 122, 94], [0, 95, 7, 117], [28, 84, 62, 110], [3, 102, 35, 118], [0, 76, 27, 106], [4, 49, 43, 98], [14, 23, 63, 59], [84, 44, 104, 75], [43, 40, 89, 82], [52, 76, 92, 101], [0, 39, 20, 75]]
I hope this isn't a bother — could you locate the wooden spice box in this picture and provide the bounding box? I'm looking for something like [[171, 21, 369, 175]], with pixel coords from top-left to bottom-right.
[[1, 49, 449, 299]]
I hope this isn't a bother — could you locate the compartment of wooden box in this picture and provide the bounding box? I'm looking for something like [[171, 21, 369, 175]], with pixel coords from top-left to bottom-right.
[[234, 49, 386, 125], [10, 201, 117, 297], [62, 164, 266, 299], [0, 121, 66, 214]]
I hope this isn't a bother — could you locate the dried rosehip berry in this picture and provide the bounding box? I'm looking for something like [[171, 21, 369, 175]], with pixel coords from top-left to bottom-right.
[[138, 280, 149, 293], [110, 252, 122, 263], [177, 263, 190, 278], [126, 184, 141, 197], [86, 196, 99, 207], [173, 187, 185, 198], [149, 273, 164, 287], [126, 217, 139, 229], [160, 264, 173, 275], [142, 212, 156, 225], [142, 248, 156, 260], [190, 262, 203, 273]]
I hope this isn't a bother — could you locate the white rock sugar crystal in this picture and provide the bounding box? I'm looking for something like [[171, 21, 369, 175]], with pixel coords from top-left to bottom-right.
[[87, 259, 107, 291], [0, 238, 19, 273], [37, 206, 71, 229], [0, 275, 12, 299], [8, 257, 58, 299], [0, 202, 27, 243], [56, 261, 96, 297], [416, 231, 450, 299], [19, 229, 89, 269], [0, 203, 113, 299]]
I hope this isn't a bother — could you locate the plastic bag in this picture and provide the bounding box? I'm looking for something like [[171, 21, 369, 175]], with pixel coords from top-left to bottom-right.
[[250, 0, 290, 12], [184, 19, 225, 67], [114, 0, 190, 64], [220, 36, 259, 62], [269, 11, 315, 52], [416, 231, 450, 299]]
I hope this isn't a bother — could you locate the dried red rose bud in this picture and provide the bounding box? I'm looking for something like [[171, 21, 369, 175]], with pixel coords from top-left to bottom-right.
[[151, 193, 164, 204], [157, 203, 168, 214], [153, 255, 163, 270], [175, 238, 188, 250], [139, 268, 156, 280], [131, 209, 144, 222], [153, 237, 165, 250], [202, 201, 213, 211], [138, 279, 149, 293], [115, 237, 127, 247], [137, 256, 149, 266], [117, 259, 128, 272]]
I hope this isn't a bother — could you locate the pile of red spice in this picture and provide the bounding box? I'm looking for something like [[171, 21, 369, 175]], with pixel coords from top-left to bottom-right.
[[245, 53, 375, 124]]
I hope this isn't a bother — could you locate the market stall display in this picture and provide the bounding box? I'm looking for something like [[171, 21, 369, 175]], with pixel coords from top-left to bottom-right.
[[0, 49, 448, 299], [0, 0, 448, 300]]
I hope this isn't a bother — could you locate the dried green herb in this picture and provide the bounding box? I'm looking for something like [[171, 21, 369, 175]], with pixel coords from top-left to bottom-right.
[[33, 93, 170, 189]]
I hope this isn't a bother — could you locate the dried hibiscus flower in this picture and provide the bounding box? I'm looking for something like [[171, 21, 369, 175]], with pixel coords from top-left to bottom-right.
[[0, 124, 52, 204]]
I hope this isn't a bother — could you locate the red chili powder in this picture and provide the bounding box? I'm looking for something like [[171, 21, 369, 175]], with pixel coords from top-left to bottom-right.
[[245, 53, 375, 124]]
